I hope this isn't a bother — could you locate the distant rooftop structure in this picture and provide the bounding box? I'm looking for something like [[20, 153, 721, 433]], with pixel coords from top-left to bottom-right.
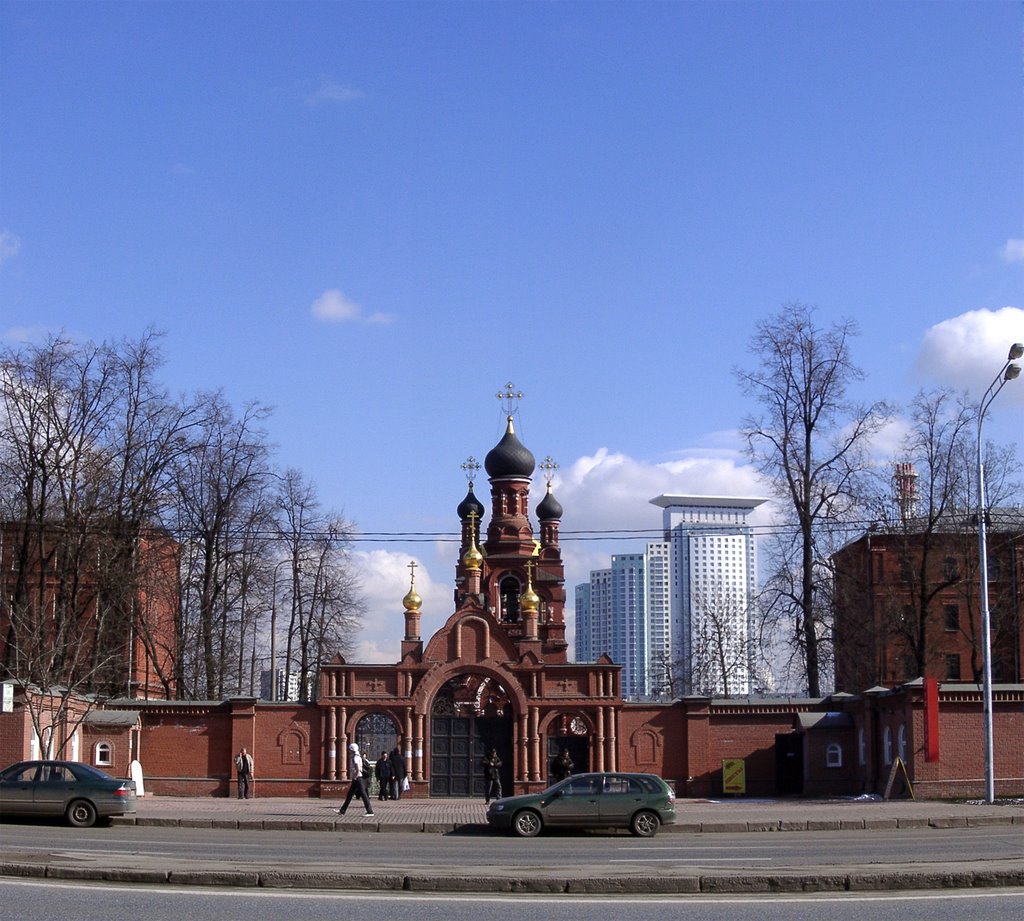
[[650, 494, 768, 511]]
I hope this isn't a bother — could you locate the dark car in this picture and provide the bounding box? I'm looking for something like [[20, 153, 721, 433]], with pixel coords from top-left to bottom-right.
[[486, 771, 676, 838], [0, 759, 137, 828]]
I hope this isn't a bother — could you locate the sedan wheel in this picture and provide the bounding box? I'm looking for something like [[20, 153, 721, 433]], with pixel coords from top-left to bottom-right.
[[630, 809, 660, 838], [511, 809, 542, 837], [66, 799, 98, 828]]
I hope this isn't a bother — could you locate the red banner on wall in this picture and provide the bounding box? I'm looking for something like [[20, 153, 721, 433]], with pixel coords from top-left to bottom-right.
[[924, 676, 940, 762]]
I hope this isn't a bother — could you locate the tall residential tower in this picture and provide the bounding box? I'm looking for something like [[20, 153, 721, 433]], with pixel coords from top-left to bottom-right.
[[575, 495, 765, 699]]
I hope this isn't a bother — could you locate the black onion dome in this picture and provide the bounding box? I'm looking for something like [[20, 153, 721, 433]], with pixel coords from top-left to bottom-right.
[[457, 483, 485, 521], [537, 486, 563, 521], [484, 417, 535, 478]]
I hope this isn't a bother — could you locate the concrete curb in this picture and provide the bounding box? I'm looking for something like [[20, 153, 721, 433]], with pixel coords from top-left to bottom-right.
[[2, 861, 1021, 893], [112, 813, 1024, 833]]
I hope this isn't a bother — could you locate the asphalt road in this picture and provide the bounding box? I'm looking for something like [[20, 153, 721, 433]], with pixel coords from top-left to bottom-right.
[[1, 821, 1021, 874], [1, 877, 1021, 921]]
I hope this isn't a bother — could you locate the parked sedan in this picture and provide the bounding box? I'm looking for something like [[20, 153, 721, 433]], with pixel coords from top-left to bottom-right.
[[0, 760, 137, 828], [487, 771, 676, 837]]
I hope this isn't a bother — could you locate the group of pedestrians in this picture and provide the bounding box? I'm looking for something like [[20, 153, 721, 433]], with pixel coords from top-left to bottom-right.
[[234, 742, 408, 814], [479, 745, 574, 804], [373, 747, 408, 801], [236, 740, 575, 809]]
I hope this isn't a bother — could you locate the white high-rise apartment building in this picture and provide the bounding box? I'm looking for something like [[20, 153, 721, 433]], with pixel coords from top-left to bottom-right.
[[575, 495, 765, 699], [575, 548, 666, 699], [652, 494, 766, 697]]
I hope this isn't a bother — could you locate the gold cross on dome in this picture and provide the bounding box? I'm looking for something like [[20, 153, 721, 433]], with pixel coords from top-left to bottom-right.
[[407, 559, 418, 587], [496, 382, 524, 415]]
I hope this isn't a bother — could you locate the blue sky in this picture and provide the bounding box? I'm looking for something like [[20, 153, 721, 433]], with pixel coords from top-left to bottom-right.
[[2, 1, 1022, 661]]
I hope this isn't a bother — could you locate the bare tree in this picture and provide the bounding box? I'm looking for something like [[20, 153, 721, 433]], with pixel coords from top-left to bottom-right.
[[172, 394, 273, 699], [273, 470, 361, 701], [0, 333, 198, 739], [685, 580, 753, 697], [736, 304, 891, 696], [872, 389, 1021, 683], [1, 332, 363, 711]]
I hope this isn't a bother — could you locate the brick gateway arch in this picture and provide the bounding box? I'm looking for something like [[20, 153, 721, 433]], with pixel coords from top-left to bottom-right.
[[317, 412, 623, 797]]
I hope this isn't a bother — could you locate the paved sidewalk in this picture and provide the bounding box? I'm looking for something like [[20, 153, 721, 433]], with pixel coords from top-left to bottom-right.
[[2, 795, 1022, 894], [119, 791, 1024, 834]]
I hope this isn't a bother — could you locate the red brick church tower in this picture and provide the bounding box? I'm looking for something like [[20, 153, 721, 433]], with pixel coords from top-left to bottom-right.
[[319, 388, 622, 797]]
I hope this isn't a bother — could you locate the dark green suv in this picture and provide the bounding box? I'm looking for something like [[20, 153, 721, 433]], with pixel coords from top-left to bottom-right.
[[486, 771, 676, 837]]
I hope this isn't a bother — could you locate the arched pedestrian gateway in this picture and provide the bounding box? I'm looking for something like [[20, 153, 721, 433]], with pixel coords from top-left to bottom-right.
[[429, 675, 513, 796], [318, 407, 623, 797]]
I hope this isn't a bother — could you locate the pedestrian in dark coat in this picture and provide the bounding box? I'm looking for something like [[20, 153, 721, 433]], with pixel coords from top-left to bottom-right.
[[550, 748, 574, 783], [375, 751, 393, 800], [389, 745, 407, 800], [481, 748, 502, 804]]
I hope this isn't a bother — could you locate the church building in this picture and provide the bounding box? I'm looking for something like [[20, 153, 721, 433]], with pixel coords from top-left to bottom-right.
[[318, 409, 623, 797]]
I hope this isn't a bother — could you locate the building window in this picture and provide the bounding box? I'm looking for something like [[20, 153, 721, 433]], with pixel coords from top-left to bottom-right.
[[857, 728, 866, 766], [946, 654, 961, 680], [94, 742, 113, 766], [825, 743, 842, 768], [499, 576, 521, 623], [943, 556, 960, 581], [883, 727, 893, 765], [897, 724, 907, 761], [944, 605, 959, 632]]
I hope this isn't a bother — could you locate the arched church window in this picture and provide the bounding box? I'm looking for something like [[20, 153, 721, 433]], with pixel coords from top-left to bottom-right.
[[500, 576, 521, 623]]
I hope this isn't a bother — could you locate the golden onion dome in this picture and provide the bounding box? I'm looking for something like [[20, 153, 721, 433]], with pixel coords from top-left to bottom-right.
[[403, 586, 422, 612], [520, 571, 540, 615], [462, 542, 483, 571]]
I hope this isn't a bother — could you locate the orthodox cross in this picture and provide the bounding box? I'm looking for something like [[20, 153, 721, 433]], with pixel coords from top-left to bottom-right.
[[540, 455, 559, 487], [496, 382, 524, 415], [407, 559, 418, 588], [461, 455, 481, 485]]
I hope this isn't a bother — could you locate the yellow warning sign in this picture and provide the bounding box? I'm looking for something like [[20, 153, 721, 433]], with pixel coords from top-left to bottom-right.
[[722, 758, 746, 795]]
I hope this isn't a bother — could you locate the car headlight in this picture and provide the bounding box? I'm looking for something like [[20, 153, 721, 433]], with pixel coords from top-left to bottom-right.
[[489, 803, 505, 812]]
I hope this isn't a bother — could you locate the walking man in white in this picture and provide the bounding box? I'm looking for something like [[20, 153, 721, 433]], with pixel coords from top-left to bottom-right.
[[337, 741, 375, 816]]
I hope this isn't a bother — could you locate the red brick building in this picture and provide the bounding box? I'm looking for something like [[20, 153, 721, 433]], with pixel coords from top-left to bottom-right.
[[832, 512, 1024, 692], [0, 522, 179, 700]]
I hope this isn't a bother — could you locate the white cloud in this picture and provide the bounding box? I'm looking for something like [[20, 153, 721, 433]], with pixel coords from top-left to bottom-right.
[[305, 79, 364, 107], [1000, 239, 1024, 263], [915, 307, 1024, 406], [0, 229, 22, 266], [349, 548, 453, 663], [310, 288, 395, 325]]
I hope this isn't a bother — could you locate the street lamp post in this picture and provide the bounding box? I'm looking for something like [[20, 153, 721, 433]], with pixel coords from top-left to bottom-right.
[[976, 342, 1023, 804]]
